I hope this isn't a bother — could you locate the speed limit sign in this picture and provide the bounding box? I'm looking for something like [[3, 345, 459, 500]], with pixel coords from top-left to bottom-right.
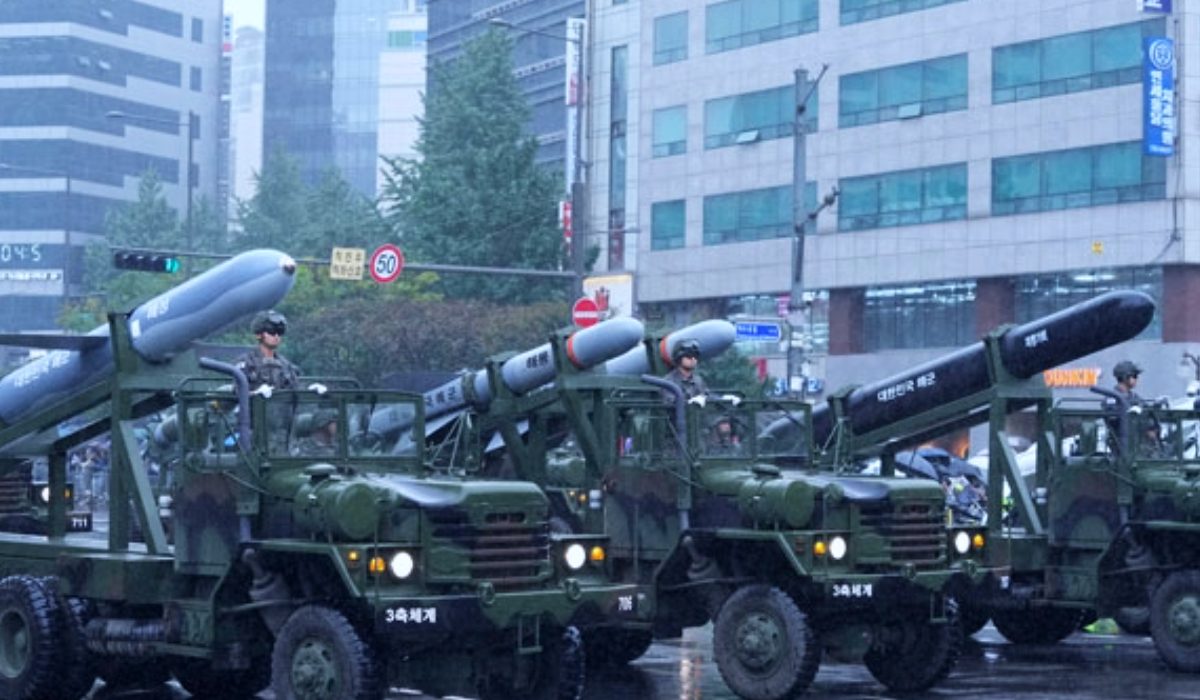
[[369, 244, 405, 284]]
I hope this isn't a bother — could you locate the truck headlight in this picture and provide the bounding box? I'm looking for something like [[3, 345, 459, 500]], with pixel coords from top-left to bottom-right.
[[39, 486, 51, 504], [564, 543, 587, 570], [828, 536, 848, 561], [389, 551, 415, 579], [953, 531, 971, 555]]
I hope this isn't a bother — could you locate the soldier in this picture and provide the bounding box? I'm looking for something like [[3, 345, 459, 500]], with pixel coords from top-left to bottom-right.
[[236, 310, 299, 392], [663, 338, 708, 404], [1107, 360, 1160, 454], [294, 408, 338, 457], [1112, 360, 1144, 406]]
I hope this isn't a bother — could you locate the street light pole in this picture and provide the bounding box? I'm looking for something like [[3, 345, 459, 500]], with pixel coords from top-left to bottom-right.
[[105, 110, 196, 272], [0, 162, 73, 301], [489, 17, 587, 299]]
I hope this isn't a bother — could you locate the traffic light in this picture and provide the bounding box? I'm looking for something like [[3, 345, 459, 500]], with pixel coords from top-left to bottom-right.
[[112, 251, 182, 274]]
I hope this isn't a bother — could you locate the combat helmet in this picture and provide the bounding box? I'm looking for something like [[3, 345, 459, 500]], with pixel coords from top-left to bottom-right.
[[672, 338, 701, 363], [1113, 360, 1142, 382], [251, 310, 288, 336]]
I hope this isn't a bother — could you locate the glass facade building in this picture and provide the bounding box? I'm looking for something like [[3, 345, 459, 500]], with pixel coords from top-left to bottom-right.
[[0, 0, 222, 332]]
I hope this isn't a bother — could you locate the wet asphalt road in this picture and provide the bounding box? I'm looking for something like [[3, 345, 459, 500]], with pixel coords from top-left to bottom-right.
[[89, 623, 1197, 700]]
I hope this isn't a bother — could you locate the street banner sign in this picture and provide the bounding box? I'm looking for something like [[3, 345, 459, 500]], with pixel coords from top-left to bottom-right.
[[329, 247, 365, 280], [735, 321, 782, 342], [1143, 36, 1176, 156], [1138, 0, 1171, 13], [571, 297, 599, 328], [369, 244, 404, 284]]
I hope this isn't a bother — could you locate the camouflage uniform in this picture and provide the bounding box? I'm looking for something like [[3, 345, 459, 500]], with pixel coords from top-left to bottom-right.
[[663, 367, 708, 402], [235, 349, 300, 391]]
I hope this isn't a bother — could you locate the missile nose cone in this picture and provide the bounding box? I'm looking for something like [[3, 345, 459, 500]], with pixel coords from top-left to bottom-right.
[[279, 254, 297, 276]]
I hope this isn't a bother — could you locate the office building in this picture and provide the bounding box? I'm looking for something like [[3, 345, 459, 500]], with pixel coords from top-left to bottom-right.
[[588, 0, 1197, 401], [231, 25, 265, 209], [264, 0, 409, 198], [427, 0, 585, 173], [377, 1, 428, 193], [0, 0, 223, 331]]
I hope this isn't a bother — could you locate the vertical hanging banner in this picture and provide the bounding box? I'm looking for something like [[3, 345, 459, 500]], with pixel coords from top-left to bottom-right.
[[564, 17, 586, 192], [1137, 0, 1171, 13], [1143, 37, 1175, 157]]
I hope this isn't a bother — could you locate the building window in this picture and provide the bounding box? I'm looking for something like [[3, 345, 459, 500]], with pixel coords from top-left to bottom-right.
[[651, 200, 686, 250], [840, 0, 965, 26], [189, 66, 201, 91], [839, 54, 967, 128], [706, 0, 818, 55], [865, 280, 977, 351], [1016, 268, 1161, 340], [993, 19, 1163, 104], [838, 163, 966, 232], [653, 12, 688, 65], [652, 106, 686, 157], [703, 186, 792, 244], [388, 30, 427, 48], [992, 142, 1166, 216], [705, 84, 815, 149], [191, 18, 203, 42]]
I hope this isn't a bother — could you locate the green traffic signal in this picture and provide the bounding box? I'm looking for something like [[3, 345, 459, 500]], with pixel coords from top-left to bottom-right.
[[112, 251, 183, 273]]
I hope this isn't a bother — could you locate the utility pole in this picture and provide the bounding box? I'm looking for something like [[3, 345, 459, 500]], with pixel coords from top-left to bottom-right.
[[788, 65, 831, 400]]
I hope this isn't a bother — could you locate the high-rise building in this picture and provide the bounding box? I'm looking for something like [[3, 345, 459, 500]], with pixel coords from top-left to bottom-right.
[[427, 0, 585, 174], [0, 0, 223, 331], [231, 25, 265, 211], [264, 0, 409, 198], [589, 0, 1197, 401], [377, 1, 428, 194]]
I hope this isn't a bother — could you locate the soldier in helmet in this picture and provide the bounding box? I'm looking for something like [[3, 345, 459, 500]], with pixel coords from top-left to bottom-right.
[[236, 310, 300, 392], [1112, 360, 1145, 406], [1107, 360, 1161, 454], [663, 338, 708, 404]]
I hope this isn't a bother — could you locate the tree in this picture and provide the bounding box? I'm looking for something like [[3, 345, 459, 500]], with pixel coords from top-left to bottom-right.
[[381, 29, 566, 303], [236, 147, 309, 253], [60, 172, 186, 330]]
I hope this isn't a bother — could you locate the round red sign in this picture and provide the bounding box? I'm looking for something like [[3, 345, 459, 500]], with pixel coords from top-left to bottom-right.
[[571, 297, 600, 328], [369, 244, 404, 283]]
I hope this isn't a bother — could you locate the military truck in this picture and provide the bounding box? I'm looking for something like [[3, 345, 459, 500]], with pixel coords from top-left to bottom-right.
[[801, 289, 1199, 673], [430, 321, 995, 700], [0, 258, 642, 699]]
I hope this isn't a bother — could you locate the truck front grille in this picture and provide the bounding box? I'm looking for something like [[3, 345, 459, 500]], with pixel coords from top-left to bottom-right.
[[429, 511, 551, 588], [859, 501, 946, 570]]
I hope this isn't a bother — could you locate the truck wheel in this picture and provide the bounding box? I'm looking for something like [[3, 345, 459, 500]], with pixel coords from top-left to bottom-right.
[[713, 585, 819, 700], [0, 576, 59, 700], [174, 657, 271, 697], [477, 625, 585, 700], [583, 628, 653, 667], [992, 607, 1081, 644], [959, 603, 990, 637], [41, 577, 96, 700], [1149, 570, 1200, 672], [863, 603, 962, 692], [271, 605, 383, 700], [1115, 606, 1151, 636]]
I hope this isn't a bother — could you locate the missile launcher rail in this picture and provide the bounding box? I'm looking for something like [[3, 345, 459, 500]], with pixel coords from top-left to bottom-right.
[[427, 320, 996, 700]]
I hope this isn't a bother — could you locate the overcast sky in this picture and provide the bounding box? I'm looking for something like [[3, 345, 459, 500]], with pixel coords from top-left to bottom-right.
[[225, 0, 265, 30]]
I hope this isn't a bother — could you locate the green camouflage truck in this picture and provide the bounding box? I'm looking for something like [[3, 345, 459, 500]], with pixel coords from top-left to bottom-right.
[[0, 311, 643, 700], [432, 322, 995, 700]]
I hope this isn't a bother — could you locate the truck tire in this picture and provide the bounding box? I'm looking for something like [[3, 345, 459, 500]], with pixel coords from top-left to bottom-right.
[[992, 607, 1081, 645], [173, 657, 271, 698], [1114, 606, 1151, 636], [0, 576, 60, 700], [713, 585, 819, 700], [477, 625, 585, 700], [271, 605, 383, 700], [40, 577, 96, 700], [583, 628, 653, 667], [863, 602, 962, 692], [1149, 570, 1200, 673]]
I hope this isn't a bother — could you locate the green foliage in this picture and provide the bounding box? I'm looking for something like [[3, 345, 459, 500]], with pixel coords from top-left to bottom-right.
[[704, 348, 770, 399], [286, 297, 570, 383], [59, 172, 185, 329], [381, 29, 567, 303]]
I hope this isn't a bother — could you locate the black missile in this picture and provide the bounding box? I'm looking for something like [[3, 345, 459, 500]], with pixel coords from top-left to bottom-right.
[[810, 290, 1156, 445]]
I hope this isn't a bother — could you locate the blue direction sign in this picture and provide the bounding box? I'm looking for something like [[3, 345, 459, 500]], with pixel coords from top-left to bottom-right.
[[734, 321, 782, 342]]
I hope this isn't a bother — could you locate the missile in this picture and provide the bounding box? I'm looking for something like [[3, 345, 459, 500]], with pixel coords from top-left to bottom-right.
[[0, 249, 297, 428], [603, 319, 737, 376], [808, 290, 1156, 445], [370, 316, 646, 438]]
